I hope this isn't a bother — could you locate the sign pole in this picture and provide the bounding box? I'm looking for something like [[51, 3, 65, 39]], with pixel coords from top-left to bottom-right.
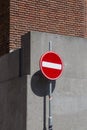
[[48, 41, 53, 130], [40, 41, 63, 130]]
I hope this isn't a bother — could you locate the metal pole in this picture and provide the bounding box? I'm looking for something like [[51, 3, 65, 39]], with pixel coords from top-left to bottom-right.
[[49, 41, 52, 51], [48, 41, 53, 130]]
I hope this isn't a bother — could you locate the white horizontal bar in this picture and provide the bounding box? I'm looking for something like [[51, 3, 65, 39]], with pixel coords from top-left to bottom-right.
[[42, 61, 62, 70]]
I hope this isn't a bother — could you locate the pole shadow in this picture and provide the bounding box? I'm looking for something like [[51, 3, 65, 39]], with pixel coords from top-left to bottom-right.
[[31, 70, 56, 130]]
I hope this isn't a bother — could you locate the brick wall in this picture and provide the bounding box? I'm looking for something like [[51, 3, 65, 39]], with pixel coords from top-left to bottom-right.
[[10, 0, 85, 51], [0, 0, 86, 55], [84, 0, 87, 37]]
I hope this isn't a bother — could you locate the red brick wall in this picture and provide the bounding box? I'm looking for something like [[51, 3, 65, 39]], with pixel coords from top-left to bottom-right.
[[10, 0, 85, 51], [0, 0, 86, 55], [84, 0, 87, 37]]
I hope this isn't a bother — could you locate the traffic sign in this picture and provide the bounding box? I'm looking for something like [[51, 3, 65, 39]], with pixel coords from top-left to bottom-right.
[[40, 51, 63, 80]]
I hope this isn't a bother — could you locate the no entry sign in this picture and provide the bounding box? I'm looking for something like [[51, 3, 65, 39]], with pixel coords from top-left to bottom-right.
[[40, 51, 63, 80]]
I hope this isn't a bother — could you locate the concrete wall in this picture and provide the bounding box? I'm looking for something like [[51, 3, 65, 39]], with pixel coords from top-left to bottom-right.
[[0, 49, 27, 130], [0, 31, 87, 130], [27, 31, 87, 130], [0, 76, 27, 130]]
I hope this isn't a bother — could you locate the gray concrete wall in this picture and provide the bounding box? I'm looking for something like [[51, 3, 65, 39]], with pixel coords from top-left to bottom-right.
[[0, 31, 87, 130], [27, 31, 87, 130], [0, 48, 27, 130], [0, 76, 27, 130]]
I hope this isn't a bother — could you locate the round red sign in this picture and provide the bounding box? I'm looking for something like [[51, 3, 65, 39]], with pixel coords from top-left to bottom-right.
[[40, 51, 63, 80]]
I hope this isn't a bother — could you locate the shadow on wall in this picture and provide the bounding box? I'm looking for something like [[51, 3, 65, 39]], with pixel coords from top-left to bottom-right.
[[0, 0, 10, 56], [0, 76, 27, 130], [31, 70, 56, 130]]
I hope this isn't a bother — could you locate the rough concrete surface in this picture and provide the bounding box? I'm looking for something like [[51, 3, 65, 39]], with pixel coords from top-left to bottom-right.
[[27, 31, 87, 130], [0, 76, 27, 130], [0, 31, 87, 130]]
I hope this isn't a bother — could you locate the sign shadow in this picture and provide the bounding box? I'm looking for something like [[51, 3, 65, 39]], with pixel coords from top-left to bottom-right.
[[31, 70, 56, 130]]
